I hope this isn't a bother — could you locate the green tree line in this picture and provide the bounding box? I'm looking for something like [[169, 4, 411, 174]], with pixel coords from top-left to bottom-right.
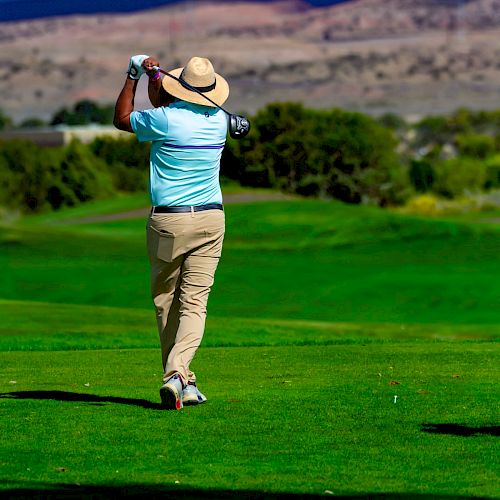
[[386, 108, 500, 198], [0, 137, 149, 212], [0, 100, 115, 130], [1, 103, 499, 214]]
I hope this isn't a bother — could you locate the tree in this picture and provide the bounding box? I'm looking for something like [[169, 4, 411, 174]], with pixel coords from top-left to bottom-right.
[[19, 117, 46, 129], [455, 133, 495, 160], [89, 136, 149, 192], [0, 109, 12, 130], [433, 157, 487, 198], [50, 99, 115, 126], [222, 103, 410, 206], [409, 160, 435, 193], [0, 138, 115, 213]]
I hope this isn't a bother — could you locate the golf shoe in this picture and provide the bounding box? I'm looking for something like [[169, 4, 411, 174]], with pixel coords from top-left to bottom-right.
[[160, 374, 184, 410], [182, 382, 207, 406]]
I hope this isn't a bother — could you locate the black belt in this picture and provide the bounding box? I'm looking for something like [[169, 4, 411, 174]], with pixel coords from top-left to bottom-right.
[[152, 203, 223, 214]]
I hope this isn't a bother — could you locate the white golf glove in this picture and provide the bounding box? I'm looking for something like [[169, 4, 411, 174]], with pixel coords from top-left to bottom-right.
[[126, 54, 149, 80]]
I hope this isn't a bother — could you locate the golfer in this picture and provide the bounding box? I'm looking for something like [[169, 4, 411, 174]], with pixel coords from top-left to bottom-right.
[[114, 55, 228, 410]]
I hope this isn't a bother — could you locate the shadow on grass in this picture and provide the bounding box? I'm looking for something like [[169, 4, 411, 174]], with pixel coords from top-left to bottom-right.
[[0, 390, 163, 410], [1, 484, 496, 499], [421, 423, 500, 437]]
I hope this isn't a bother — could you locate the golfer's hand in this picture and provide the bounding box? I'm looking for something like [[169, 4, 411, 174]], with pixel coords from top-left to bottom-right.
[[126, 54, 149, 80], [143, 57, 160, 77]]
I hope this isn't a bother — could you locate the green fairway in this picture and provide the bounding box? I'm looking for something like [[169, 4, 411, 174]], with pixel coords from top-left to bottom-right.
[[3, 198, 500, 323], [1, 344, 499, 498], [1, 299, 498, 353], [1, 194, 499, 498]]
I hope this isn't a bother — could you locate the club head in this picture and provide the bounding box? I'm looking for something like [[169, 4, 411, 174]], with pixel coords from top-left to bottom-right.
[[229, 114, 251, 139]]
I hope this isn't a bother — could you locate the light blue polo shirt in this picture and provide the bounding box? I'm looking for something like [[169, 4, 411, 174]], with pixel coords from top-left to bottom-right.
[[130, 100, 227, 206]]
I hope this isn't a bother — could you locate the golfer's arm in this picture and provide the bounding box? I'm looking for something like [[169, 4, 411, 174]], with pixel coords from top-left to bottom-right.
[[113, 77, 137, 133], [148, 76, 163, 108]]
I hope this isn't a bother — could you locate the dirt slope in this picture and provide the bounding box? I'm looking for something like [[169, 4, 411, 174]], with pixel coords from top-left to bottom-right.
[[1, 0, 499, 122]]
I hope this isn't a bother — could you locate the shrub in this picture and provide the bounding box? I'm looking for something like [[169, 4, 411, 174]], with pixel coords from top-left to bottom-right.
[[90, 136, 149, 169], [18, 117, 46, 129], [0, 153, 14, 207], [403, 192, 500, 216], [0, 139, 115, 213], [404, 193, 441, 216], [484, 155, 500, 190], [433, 157, 487, 198], [378, 113, 407, 131], [409, 159, 435, 193], [0, 109, 13, 130], [456, 134, 496, 159], [0, 139, 54, 211], [57, 140, 114, 206], [89, 136, 149, 192], [414, 115, 452, 147], [452, 108, 500, 135]]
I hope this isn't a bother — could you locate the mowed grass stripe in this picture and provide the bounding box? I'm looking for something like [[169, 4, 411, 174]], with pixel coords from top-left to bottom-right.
[[1, 299, 498, 352], [2, 200, 500, 324], [1, 345, 498, 497]]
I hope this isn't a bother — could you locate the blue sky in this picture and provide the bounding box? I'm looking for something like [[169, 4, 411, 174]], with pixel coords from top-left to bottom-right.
[[0, 0, 350, 22]]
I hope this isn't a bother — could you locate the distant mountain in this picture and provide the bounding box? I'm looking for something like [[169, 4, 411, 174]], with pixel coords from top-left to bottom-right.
[[0, 0, 351, 22], [1, 0, 499, 121]]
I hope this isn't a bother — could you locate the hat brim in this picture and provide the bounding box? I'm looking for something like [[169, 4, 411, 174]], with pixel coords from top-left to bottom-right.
[[162, 67, 229, 108]]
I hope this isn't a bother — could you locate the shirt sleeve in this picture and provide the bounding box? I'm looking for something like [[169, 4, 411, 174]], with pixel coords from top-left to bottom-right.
[[130, 108, 169, 142]]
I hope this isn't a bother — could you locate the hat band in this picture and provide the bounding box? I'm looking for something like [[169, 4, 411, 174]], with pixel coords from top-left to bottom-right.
[[179, 77, 216, 93]]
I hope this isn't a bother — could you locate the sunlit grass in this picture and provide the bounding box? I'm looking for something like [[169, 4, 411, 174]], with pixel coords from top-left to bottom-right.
[[1, 193, 499, 497]]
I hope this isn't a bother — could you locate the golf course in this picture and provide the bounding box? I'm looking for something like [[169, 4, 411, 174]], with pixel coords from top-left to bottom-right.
[[1, 191, 499, 498]]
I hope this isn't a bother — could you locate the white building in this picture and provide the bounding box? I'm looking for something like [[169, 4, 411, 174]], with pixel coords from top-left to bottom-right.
[[0, 125, 130, 147]]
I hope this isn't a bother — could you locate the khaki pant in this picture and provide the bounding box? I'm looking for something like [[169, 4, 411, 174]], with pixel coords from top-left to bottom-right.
[[147, 209, 225, 385]]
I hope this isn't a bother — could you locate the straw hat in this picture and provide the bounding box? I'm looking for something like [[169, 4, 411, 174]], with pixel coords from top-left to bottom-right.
[[162, 56, 229, 107]]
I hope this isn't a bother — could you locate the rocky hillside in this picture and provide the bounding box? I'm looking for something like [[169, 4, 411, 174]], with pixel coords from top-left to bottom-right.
[[1, 0, 499, 122]]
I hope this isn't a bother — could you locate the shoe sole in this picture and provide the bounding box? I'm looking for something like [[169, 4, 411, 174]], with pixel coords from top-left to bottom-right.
[[182, 393, 198, 406], [160, 384, 182, 410], [182, 394, 207, 406]]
